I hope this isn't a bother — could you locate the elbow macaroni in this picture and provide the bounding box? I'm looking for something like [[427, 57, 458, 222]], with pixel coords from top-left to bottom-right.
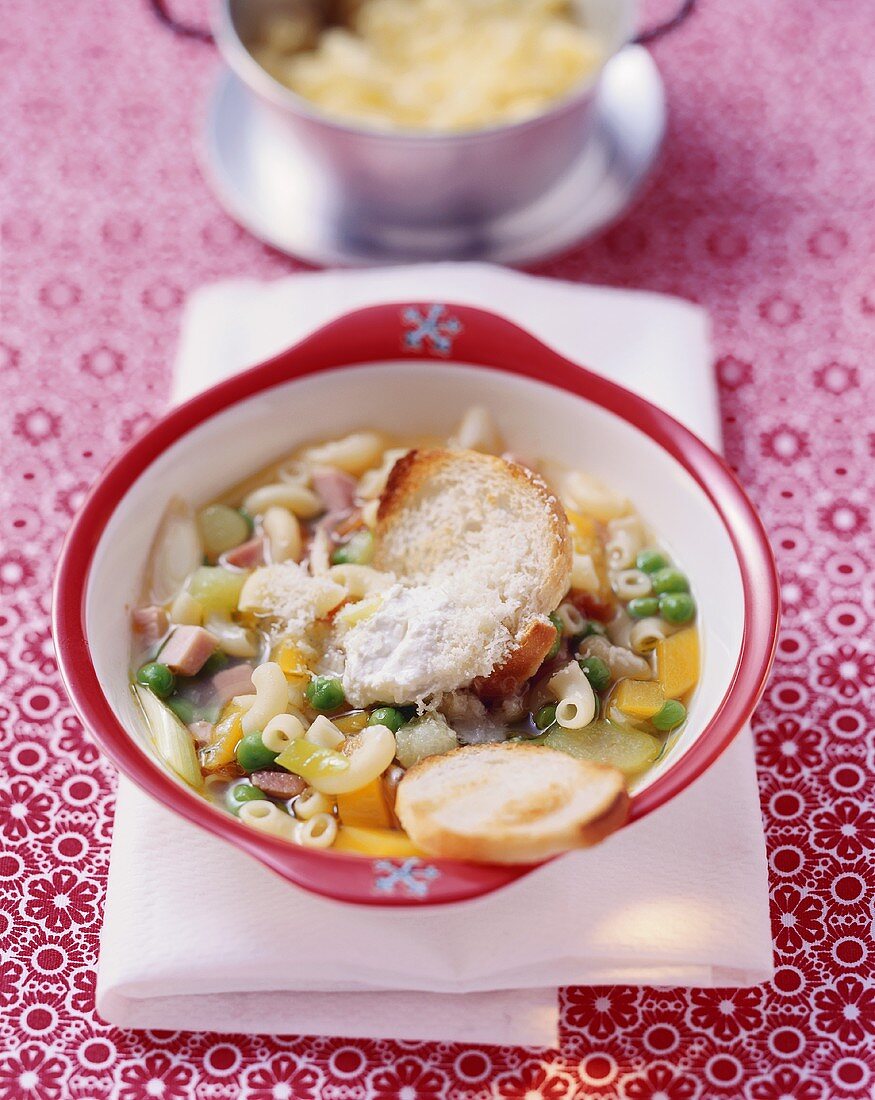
[[613, 568, 652, 601], [263, 506, 302, 563], [358, 448, 409, 499], [297, 812, 338, 849], [327, 564, 393, 599], [205, 614, 259, 658], [548, 661, 596, 729], [243, 483, 322, 518], [238, 800, 299, 842], [555, 602, 586, 636], [262, 712, 307, 753], [294, 787, 334, 820], [305, 715, 346, 750], [301, 432, 386, 476], [630, 617, 668, 656], [448, 406, 502, 453], [304, 725, 397, 795], [238, 662, 289, 734], [605, 515, 646, 570]]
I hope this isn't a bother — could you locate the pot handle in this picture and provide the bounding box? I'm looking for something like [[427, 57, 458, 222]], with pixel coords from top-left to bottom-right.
[[149, 0, 696, 48], [634, 0, 696, 45], [148, 0, 213, 42]]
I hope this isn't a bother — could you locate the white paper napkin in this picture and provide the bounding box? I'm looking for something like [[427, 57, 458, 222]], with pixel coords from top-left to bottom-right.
[[97, 264, 772, 1047]]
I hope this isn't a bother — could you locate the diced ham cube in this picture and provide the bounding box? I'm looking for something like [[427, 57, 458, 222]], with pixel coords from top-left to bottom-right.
[[131, 605, 169, 646], [210, 663, 254, 706], [250, 770, 308, 800], [312, 467, 357, 514], [221, 537, 265, 570], [159, 626, 218, 676]]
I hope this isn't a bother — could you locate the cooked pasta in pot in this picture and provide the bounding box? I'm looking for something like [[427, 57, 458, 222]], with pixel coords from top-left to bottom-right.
[[249, 0, 606, 133], [130, 407, 700, 861]]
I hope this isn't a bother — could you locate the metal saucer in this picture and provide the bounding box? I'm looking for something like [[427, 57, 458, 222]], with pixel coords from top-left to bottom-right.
[[200, 46, 665, 267]]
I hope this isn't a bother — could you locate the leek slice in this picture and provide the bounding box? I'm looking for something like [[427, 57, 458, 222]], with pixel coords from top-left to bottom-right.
[[146, 497, 202, 605], [133, 684, 204, 790], [275, 739, 349, 784]]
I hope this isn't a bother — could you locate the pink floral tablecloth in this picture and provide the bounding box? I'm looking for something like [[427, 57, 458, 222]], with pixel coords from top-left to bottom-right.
[[1, 0, 874, 1096]]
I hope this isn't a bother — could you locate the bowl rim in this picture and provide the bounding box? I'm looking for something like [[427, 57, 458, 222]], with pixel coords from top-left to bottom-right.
[[52, 302, 779, 906], [213, 0, 632, 144]]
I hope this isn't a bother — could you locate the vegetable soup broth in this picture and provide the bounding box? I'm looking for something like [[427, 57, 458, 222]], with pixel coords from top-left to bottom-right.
[[130, 412, 700, 858]]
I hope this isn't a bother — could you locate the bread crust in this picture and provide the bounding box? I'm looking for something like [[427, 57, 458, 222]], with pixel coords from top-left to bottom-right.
[[473, 618, 557, 700], [395, 743, 629, 864]]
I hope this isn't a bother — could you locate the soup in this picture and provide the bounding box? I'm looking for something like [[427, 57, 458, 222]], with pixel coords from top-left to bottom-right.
[[130, 408, 699, 861]]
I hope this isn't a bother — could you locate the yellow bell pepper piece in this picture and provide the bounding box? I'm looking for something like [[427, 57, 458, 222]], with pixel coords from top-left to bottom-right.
[[566, 510, 612, 603], [333, 711, 370, 736], [615, 679, 665, 719], [199, 706, 244, 772], [656, 627, 700, 699], [333, 826, 423, 858], [272, 640, 308, 680], [337, 777, 393, 829]]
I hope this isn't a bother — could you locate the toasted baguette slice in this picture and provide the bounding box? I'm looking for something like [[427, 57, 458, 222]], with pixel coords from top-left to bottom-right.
[[367, 448, 571, 699], [376, 449, 570, 602], [395, 743, 628, 863]]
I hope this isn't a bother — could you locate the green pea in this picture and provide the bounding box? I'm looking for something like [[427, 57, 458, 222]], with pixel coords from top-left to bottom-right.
[[653, 700, 687, 731], [331, 530, 374, 566], [636, 548, 669, 574], [578, 656, 611, 694], [627, 596, 660, 620], [546, 612, 564, 660], [573, 620, 606, 645], [229, 782, 267, 810], [305, 676, 346, 712], [651, 567, 690, 594], [368, 706, 405, 734], [238, 507, 254, 535], [534, 704, 557, 731], [235, 732, 278, 773], [659, 592, 696, 624], [167, 696, 196, 724], [136, 662, 176, 699]]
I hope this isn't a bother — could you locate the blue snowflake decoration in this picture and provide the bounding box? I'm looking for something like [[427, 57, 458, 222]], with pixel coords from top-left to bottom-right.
[[372, 858, 441, 899], [401, 304, 463, 356]]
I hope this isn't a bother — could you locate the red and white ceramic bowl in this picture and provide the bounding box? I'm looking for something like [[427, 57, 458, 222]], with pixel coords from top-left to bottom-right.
[[53, 304, 779, 906]]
